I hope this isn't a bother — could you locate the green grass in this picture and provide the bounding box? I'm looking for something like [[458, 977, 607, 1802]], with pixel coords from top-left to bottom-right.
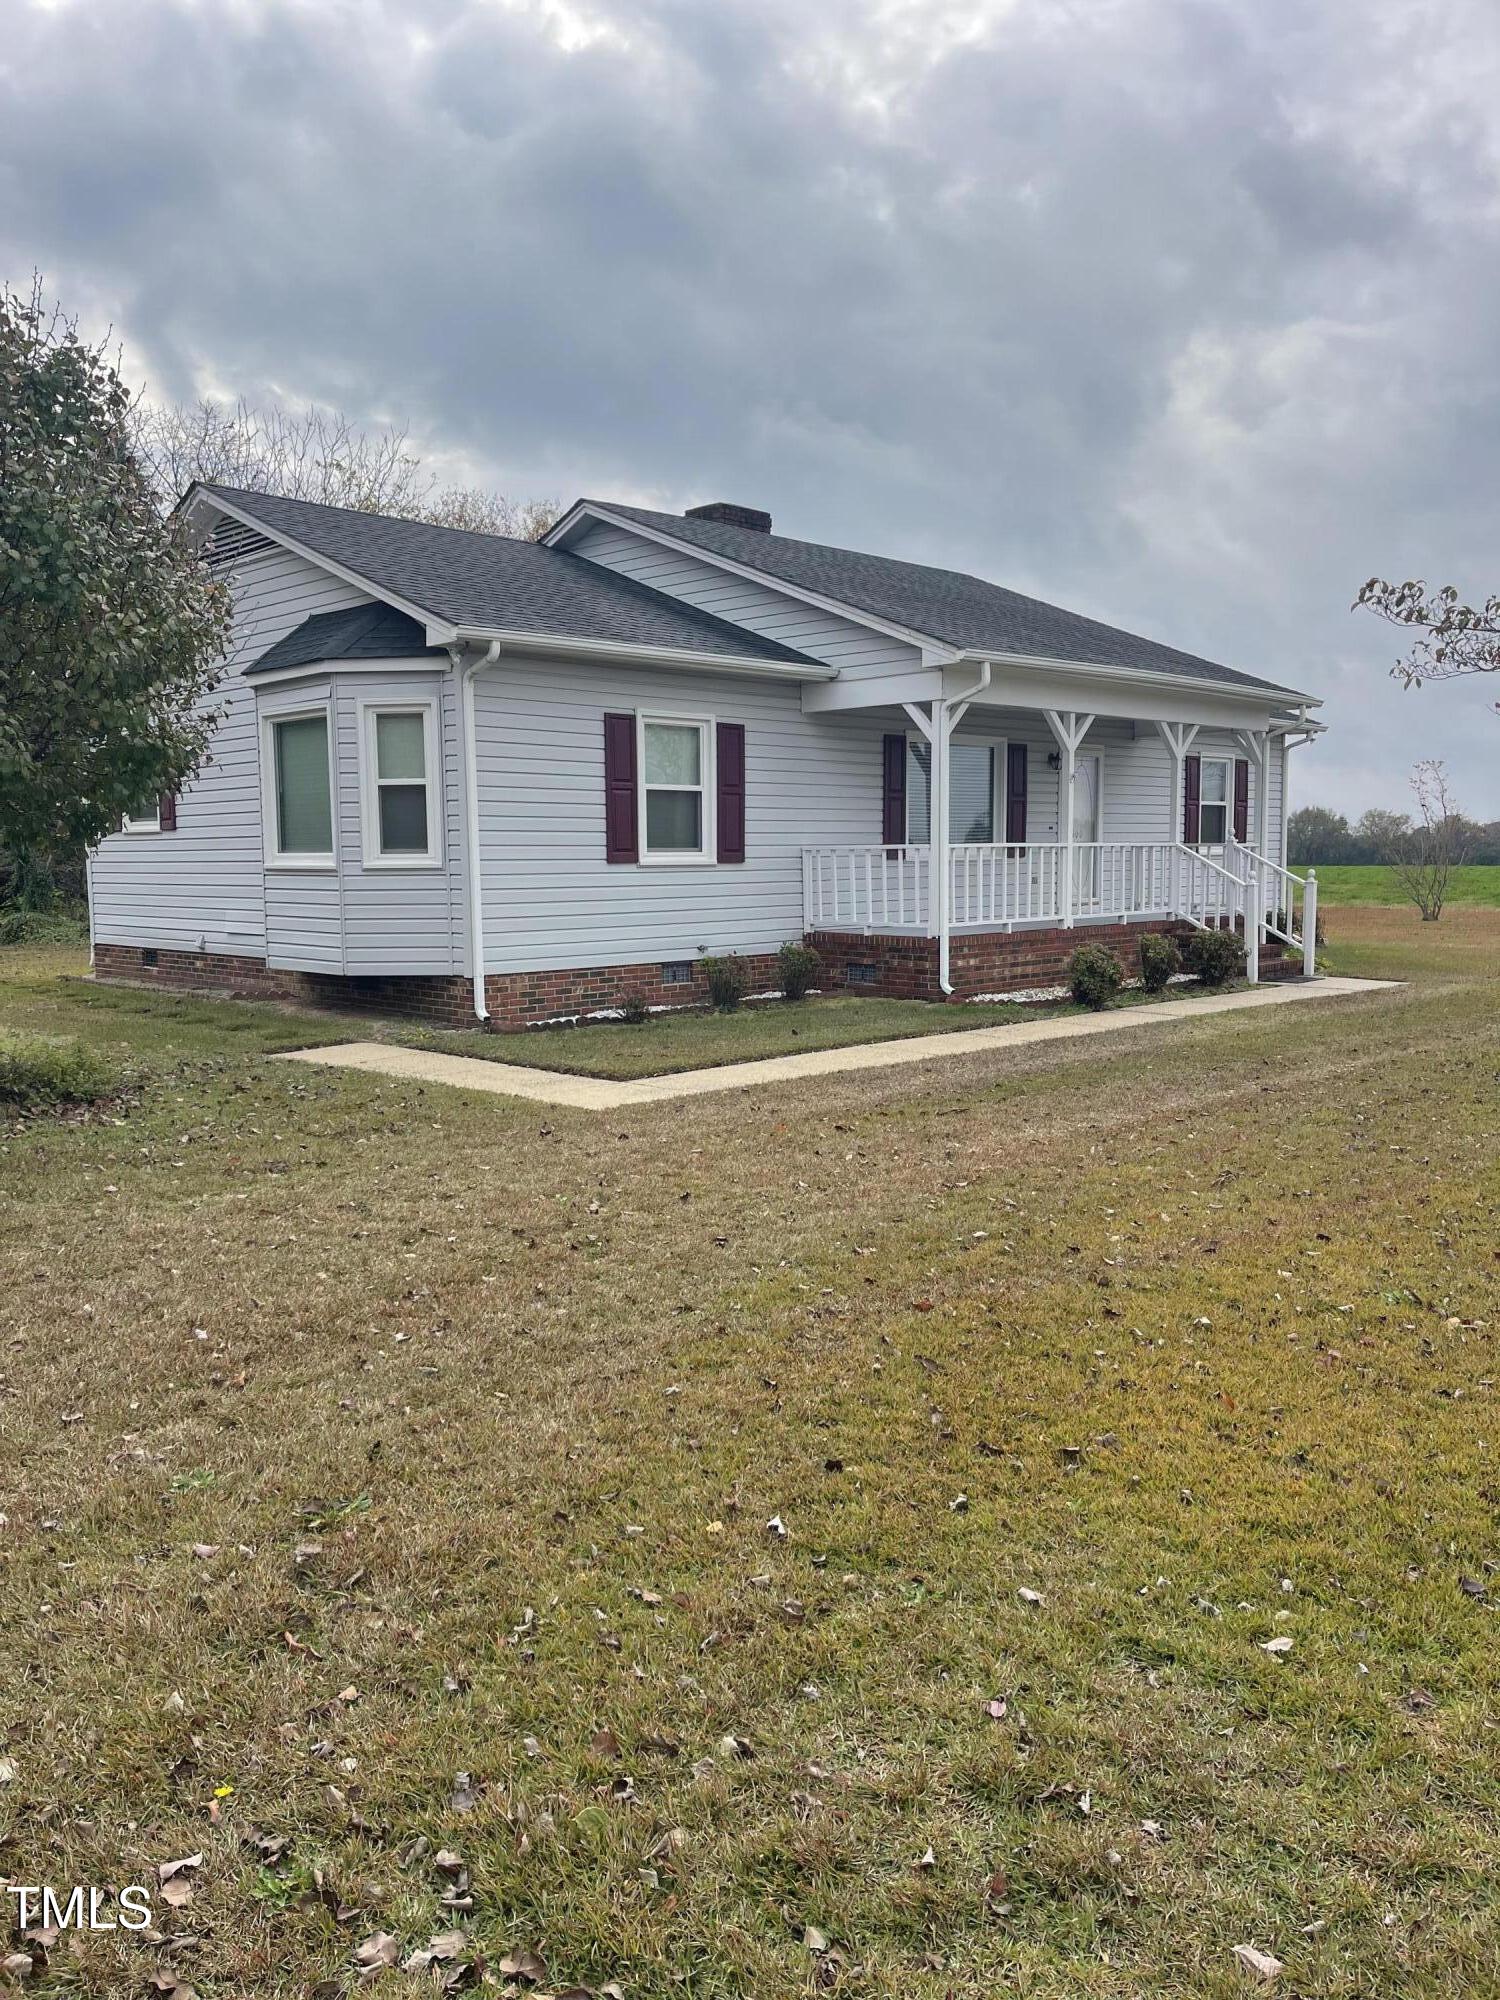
[[1, 913, 1498, 1996], [412, 994, 1041, 1077], [0, 1026, 118, 1109], [405, 985, 1244, 1081], [1301, 863, 1500, 906]]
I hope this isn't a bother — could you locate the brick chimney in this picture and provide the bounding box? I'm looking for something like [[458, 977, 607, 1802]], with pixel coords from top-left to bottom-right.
[[684, 501, 772, 533]]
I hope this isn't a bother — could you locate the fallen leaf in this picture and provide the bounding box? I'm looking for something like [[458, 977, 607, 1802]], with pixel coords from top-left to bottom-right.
[[1231, 1943, 1283, 1984], [766, 1514, 787, 1539], [1017, 1587, 1044, 1608], [498, 1945, 547, 1983], [157, 1854, 202, 1883], [1259, 1636, 1294, 1657], [803, 1925, 829, 1954], [353, 1932, 400, 1970], [589, 1726, 622, 1760], [984, 1697, 1007, 1721]]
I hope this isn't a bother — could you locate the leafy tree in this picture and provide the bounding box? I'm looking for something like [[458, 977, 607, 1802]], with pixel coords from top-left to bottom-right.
[[132, 396, 559, 540], [1355, 576, 1500, 712], [1, 281, 231, 904], [1353, 807, 1411, 858], [1287, 804, 1353, 865]]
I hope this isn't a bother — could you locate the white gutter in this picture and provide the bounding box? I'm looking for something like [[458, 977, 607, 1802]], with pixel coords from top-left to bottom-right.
[[442, 625, 836, 682], [952, 647, 1321, 712], [936, 659, 993, 995], [456, 641, 501, 1021]]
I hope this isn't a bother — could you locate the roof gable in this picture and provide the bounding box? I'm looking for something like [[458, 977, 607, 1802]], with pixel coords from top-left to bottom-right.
[[566, 500, 1304, 699], [193, 485, 818, 667]]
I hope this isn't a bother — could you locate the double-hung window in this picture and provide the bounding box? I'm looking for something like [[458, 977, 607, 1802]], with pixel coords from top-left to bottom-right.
[[906, 739, 1001, 843], [1198, 757, 1230, 845], [361, 702, 441, 866], [264, 705, 335, 866], [639, 715, 713, 862]]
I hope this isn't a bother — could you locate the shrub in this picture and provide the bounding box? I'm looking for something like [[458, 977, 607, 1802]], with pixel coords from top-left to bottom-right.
[[699, 954, 747, 1013], [1138, 932, 1181, 995], [619, 993, 651, 1025], [1067, 942, 1125, 1010], [0, 1031, 116, 1111], [777, 941, 820, 1002], [1184, 926, 1247, 987], [0, 904, 87, 948]]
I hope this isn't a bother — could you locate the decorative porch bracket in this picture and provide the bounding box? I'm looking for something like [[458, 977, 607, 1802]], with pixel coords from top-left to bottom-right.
[[1043, 708, 1096, 928]]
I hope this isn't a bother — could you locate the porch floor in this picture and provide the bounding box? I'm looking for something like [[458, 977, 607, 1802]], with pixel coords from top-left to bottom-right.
[[276, 976, 1396, 1109]]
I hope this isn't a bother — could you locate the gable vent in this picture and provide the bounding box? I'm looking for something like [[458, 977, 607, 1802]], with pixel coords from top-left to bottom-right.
[[203, 518, 276, 570], [685, 501, 772, 534]]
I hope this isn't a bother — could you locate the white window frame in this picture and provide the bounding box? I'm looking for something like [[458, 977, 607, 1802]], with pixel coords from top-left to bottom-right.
[[260, 699, 337, 871], [637, 711, 716, 866], [1197, 755, 1231, 847], [906, 731, 1008, 846], [358, 698, 443, 870], [122, 803, 162, 835]]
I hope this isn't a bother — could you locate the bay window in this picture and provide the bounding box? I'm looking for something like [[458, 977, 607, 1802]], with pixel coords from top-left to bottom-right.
[[263, 706, 334, 866]]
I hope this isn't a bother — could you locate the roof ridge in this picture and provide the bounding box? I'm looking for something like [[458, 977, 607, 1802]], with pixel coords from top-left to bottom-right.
[[201, 483, 540, 553]]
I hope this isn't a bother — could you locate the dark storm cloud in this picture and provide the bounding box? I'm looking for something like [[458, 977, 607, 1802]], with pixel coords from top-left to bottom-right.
[[4, 0, 1500, 812]]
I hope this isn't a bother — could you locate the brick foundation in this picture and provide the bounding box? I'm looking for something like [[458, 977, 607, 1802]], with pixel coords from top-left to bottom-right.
[[95, 927, 1289, 1031], [808, 920, 1287, 1002], [93, 941, 783, 1033]]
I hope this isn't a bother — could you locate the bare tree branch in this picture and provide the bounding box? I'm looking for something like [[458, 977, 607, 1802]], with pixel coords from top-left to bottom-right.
[[1381, 759, 1471, 921], [1354, 576, 1500, 706], [130, 397, 558, 540]]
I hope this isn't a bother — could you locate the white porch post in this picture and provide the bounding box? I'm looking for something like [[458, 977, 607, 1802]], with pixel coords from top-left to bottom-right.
[[1044, 709, 1094, 929]]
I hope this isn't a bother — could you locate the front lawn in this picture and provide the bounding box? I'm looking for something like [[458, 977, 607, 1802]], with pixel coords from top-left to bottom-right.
[[1, 915, 1497, 1997], [413, 993, 1041, 1077], [407, 983, 1258, 1080]]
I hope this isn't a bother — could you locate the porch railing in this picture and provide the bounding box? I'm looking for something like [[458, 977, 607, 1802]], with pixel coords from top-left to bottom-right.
[[804, 838, 1316, 975], [802, 844, 931, 932]]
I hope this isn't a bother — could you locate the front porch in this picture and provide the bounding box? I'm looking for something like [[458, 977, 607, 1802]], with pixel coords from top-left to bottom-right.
[[803, 840, 1307, 1002], [797, 661, 1321, 1000]]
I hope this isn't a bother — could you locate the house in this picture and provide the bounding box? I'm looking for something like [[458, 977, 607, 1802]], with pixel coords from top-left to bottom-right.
[[88, 487, 1324, 1029]]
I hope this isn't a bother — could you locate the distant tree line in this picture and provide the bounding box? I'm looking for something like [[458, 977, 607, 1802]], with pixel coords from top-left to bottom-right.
[[1290, 803, 1499, 866]]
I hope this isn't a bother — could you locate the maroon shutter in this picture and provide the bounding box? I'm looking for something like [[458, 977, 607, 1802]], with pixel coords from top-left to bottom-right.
[[158, 791, 178, 831], [716, 722, 745, 863], [882, 733, 907, 845], [603, 713, 638, 862], [1005, 742, 1028, 844], [1233, 758, 1250, 842], [1182, 753, 1201, 843]]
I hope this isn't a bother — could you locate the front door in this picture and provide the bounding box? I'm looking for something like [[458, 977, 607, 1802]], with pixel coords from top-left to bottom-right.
[[1073, 753, 1102, 909]]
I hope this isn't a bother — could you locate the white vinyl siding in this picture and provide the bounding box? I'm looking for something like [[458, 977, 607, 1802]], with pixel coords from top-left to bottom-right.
[[570, 520, 924, 685], [89, 543, 370, 958], [474, 657, 894, 974]]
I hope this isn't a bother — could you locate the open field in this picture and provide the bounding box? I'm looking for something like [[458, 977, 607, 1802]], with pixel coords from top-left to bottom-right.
[[1302, 863, 1500, 907], [1, 907, 1497, 1997]]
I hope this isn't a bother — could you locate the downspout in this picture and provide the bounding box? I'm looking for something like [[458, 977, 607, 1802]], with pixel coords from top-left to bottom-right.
[[456, 641, 502, 1021], [937, 659, 992, 995]]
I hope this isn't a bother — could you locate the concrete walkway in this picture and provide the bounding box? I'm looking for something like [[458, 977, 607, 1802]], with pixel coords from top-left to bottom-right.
[[275, 975, 1397, 1110]]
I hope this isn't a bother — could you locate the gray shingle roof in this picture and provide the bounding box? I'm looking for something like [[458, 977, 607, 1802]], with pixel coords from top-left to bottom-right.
[[583, 501, 1302, 698], [246, 602, 445, 676], [199, 486, 818, 666]]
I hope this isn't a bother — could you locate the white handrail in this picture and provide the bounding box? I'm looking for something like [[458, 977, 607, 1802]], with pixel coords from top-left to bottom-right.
[[801, 839, 1314, 980]]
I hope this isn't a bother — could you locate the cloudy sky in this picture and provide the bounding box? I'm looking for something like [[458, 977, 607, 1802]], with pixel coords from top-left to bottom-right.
[[5, 0, 1499, 817]]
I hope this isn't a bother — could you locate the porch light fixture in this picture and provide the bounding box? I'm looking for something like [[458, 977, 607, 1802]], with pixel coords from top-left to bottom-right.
[[1047, 749, 1062, 769]]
